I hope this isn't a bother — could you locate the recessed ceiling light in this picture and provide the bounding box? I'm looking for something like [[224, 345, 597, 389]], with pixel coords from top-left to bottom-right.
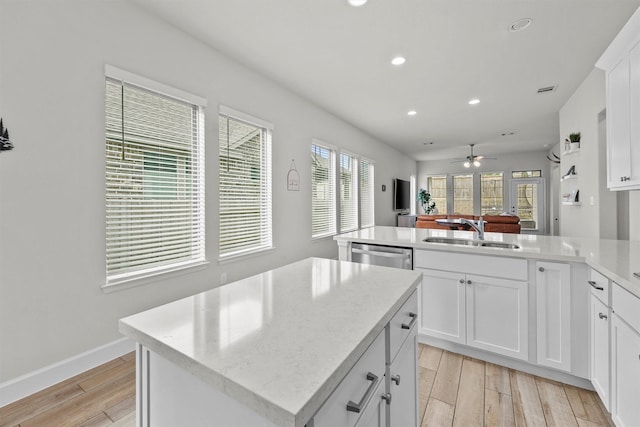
[[468, 99, 480, 105], [391, 56, 406, 66], [407, 110, 417, 116], [348, 0, 367, 6], [509, 18, 532, 32]]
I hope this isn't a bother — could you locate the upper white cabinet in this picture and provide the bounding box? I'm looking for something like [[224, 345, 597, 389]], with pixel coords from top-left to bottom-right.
[[596, 8, 640, 190]]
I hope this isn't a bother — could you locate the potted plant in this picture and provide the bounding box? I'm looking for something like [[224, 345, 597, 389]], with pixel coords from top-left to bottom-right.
[[417, 188, 436, 214], [569, 132, 581, 149]]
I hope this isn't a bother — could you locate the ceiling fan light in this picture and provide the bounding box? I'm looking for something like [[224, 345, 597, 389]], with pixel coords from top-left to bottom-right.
[[474, 160, 481, 167], [463, 161, 471, 168]]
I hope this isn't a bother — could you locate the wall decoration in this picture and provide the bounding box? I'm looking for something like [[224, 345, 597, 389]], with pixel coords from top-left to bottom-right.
[[0, 118, 13, 152], [287, 159, 300, 191]]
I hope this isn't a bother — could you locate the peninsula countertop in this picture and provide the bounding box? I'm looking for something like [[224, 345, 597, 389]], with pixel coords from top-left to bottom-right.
[[119, 257, 422, 427], [334, 226, 640, 299]]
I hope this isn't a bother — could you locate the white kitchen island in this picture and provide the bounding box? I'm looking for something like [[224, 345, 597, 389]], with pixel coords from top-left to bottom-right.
[[119, 257, 422, 427]]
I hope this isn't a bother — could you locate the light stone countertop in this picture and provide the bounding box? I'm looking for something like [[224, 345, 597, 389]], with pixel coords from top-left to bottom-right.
[[334, 226, 640, 299], [119, 257, 422, 427]]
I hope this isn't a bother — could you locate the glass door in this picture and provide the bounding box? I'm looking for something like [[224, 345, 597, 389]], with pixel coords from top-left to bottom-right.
[[509, 178, 545, 234]]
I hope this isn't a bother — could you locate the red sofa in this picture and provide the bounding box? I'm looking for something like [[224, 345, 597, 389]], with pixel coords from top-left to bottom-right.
[[416, 214, 521, 234]]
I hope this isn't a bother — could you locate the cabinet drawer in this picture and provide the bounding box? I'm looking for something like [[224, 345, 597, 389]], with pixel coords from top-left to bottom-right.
[[589, 268, 610, 306], [414, 250, 527, 281], [387, 290, 418, 364], [612, 283, 640, 333], [312, 330, 386, 427]]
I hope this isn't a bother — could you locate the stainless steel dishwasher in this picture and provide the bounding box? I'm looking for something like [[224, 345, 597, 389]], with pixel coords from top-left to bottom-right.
[[350, 243, 413, 269]]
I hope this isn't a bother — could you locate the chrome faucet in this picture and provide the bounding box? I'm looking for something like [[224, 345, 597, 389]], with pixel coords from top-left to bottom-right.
[[460, 216, 485, 240]]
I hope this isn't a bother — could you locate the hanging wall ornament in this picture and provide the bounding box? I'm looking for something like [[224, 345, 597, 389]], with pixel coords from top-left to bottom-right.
[[0, 118, 14, 152], [287, 159, 300, 191]]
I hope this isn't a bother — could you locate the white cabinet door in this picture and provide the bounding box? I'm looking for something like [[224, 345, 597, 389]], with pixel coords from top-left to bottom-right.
[[465, 274, 528, 360], [628, 40, 640, 187], [536, 261, 571, 371], [590, 294, 610, 410], [607, 55, 632, 189], [417, 268, 465, 344], [388, 329, 418, 427], [611, 315, 640, 427], [353, 379, 387, 427]]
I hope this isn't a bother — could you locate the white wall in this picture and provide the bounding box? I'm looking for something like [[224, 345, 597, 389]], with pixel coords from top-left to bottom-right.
[[559, 69, 618, 239], [417, 150, 551, 234], [630, 192, 640, 240], [0, 0, 415, 382]]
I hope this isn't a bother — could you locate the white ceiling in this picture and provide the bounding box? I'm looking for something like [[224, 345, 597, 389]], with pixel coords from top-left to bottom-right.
[[130, 0, 640, 161]]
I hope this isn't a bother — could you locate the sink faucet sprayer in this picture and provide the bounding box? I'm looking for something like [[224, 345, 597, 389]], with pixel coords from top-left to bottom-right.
[[460, 216, 485, 240]]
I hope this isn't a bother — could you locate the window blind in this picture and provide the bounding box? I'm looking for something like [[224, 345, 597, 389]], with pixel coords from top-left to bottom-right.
[[427, 175, 448, 214], [359, 159, 374, 227], [105, 78, 205, 283], [311, 143, 336, 238], [340, 152, 358, 233], [453, 174, 474, 215], [218, 112, 272, 258], [481, 172, 504, 215]]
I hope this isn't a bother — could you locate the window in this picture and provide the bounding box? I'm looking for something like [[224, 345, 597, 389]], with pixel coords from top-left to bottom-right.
[[311, 142, 336, 238], [427, 175, 447, 214], [480, 172, 504, 215], [453, 174, 474, 214], [105, 66, 206, 285], [359, 159, 375, 227], [512, 170, 542, 178], [219, 108, 272, 259], [340, 152, 358, 233]]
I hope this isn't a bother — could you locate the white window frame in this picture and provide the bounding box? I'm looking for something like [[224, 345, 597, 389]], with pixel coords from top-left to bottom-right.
[[359, 158, 375, 227], [103, 65, 207, 291], [311, 140, 337, 239], [339, 150, 359, 233], [218, 106, 273, 261]]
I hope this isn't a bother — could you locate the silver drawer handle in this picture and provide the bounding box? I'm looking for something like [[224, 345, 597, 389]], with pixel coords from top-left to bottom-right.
[[391, 374, 401, 385], [588, 280, 604, 291], [351, 248, 410, 259], [401, 312, 417, 330], [346, 372, 379, 413], [599, 313, 608, 320], [539, 267, 545, 272], [381, 393, 392, 405]]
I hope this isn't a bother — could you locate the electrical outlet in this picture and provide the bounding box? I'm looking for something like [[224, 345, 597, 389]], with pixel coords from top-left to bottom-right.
[[220, 272, 228, 284]]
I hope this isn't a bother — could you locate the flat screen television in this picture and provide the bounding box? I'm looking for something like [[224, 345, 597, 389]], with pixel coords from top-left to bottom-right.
[[393, 178, 410, 211]]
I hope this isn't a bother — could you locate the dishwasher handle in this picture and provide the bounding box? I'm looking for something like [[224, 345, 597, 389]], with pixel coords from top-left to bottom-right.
[[351, 248, 411, 259]]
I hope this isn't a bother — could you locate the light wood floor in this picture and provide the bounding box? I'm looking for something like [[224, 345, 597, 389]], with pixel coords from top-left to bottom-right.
[[0, 344, 614, 427], [417, 344, 614, 427]]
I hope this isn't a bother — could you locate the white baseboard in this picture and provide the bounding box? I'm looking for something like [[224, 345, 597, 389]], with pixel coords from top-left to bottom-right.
[[0, 337, 135, 408]]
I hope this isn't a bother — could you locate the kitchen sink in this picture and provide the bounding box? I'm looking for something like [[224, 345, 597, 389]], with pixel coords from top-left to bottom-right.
[[423, 237, 520, 250]]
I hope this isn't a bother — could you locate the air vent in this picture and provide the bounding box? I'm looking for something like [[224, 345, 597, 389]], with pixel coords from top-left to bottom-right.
[[537, 85, 557, 94]]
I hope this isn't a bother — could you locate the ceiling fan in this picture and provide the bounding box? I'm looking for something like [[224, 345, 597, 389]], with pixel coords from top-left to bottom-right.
[[451, 144, 496, 168]]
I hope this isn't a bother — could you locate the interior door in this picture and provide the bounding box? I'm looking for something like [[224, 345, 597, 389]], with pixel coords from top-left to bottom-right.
[[510, 178, 545, 234]]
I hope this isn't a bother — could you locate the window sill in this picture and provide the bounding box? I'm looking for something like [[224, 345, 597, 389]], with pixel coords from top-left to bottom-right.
[[218, 246, 276, 265], [101, 260, 210, 293], [312, 233, 337, 242]]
